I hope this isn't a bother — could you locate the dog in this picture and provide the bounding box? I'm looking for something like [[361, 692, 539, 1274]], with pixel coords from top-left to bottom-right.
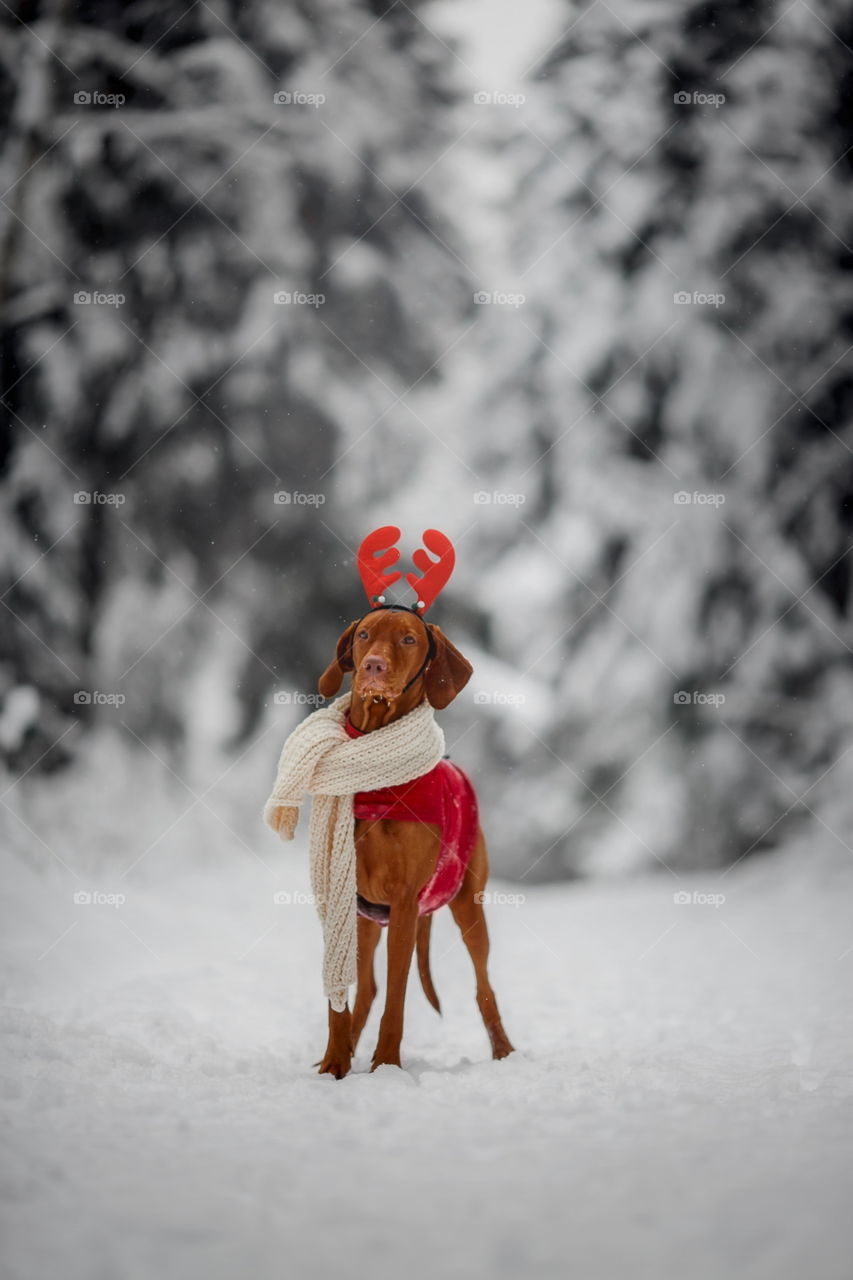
[[314, 605, 514, 1077]]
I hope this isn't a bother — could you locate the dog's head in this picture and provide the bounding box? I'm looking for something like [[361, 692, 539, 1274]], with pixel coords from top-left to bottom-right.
[[318, 609, 472, 711]]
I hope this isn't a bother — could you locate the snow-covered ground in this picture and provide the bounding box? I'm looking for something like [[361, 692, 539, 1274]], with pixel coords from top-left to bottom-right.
[[2, 733, 852, 1280]]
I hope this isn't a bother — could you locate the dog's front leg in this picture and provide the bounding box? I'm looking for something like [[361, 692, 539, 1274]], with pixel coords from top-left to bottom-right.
[[318, 1003, 353, 1079], [372, 897, 419, 1070]]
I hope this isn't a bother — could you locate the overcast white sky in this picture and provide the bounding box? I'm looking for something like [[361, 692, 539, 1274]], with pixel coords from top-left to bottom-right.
[[428, 0, 566, 86]]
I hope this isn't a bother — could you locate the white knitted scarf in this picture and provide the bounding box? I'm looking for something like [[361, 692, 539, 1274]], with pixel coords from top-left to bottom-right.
[[263, 692, 445, 1011]]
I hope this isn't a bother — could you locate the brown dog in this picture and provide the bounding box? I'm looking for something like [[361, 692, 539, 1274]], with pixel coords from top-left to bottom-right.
[[315, 607, 514, 1077]]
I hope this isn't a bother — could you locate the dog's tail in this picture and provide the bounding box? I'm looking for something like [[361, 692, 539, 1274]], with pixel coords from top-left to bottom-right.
[[417, 915, 441, 1014]]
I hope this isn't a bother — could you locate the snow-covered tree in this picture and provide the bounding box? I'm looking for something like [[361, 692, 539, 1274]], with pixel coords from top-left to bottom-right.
[[421, 0, 853, 875], [0, 0, 469, 768]]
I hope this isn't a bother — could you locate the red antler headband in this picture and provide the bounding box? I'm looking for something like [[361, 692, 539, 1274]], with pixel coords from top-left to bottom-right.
[[356, 526, 456, 614]]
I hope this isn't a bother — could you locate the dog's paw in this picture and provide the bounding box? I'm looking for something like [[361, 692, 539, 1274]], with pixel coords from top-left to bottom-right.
[[490, 1035, 515, 1060], [370, 1046, 402, 1071], [318, 1055, 351, 1080]]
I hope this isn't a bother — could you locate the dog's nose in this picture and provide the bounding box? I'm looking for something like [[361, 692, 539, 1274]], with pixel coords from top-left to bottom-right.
[[362, 653, 388, 676]]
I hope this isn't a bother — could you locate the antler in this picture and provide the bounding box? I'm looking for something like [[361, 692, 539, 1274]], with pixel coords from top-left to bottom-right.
[[406, 529, 456, 614], [356, 525, 402, 604]]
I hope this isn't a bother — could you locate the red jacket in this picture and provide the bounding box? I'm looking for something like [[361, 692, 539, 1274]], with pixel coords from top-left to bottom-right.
[[344, 716, 478, 919]]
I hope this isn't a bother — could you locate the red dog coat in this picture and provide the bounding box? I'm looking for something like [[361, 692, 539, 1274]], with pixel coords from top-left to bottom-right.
[[345, 716, 478, 921]]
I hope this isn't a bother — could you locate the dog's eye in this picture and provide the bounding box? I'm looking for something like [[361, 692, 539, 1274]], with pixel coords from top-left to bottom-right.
[[357, 630, 369, 640], [402, 635, 416, 644]]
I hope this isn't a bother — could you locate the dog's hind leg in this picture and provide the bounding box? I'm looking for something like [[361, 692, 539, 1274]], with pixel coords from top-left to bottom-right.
[[449, 830, 514, 1060], [351, 915, 382, 1053]]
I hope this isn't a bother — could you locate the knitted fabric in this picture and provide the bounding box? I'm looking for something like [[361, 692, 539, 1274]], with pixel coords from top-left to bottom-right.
[[262, 692, 445, 1011]]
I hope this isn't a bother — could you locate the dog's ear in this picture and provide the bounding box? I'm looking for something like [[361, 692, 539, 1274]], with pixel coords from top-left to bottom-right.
[[318, 620, 359, 697], [424, 625, 473, 710]]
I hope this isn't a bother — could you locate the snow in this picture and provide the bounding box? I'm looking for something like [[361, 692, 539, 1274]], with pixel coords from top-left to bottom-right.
[[2, 738, 852, 1280], [0, 687, 40, 753]]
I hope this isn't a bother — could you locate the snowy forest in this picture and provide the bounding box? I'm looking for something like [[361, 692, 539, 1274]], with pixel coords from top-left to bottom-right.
[[2, 2, 853, 1279], [2, 0, 852, 879]]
